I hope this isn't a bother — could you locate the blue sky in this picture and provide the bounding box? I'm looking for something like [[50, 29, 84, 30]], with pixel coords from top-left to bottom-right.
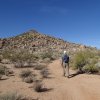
[[0, 0, 100, 48]]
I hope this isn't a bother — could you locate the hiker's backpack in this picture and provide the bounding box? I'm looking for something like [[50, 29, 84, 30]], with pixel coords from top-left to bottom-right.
[[63, 54, 69, 63]]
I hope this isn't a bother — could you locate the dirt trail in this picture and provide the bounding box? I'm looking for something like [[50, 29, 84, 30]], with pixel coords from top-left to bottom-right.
[[40, 59, 100, 100], [1, 60, 100, 100]]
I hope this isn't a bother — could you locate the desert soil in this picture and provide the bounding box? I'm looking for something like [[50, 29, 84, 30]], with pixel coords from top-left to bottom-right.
[[0, 60, 100, 100]]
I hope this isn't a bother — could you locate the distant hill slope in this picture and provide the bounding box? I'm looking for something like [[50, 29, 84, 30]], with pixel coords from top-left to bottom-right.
[[0, 29, 97, 55]]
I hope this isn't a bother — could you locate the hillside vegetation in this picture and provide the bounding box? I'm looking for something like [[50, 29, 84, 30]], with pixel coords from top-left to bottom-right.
[[0, 29, 100, 100]]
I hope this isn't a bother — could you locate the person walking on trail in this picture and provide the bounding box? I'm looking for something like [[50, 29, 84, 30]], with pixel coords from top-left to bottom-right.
[[62, 50, 69, 78]]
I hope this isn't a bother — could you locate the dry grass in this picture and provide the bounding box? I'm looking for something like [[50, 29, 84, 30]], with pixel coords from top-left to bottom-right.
[[34, 64, 46, 70], [20, 69, 37, 83], [34, 81, 53, 93], [20, 69, 32, 79], [0, 92, 25, 100], [40, 68, 50, 78]]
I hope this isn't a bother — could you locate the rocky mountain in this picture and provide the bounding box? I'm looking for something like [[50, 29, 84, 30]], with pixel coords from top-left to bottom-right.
[[0, 29, 96, 55]]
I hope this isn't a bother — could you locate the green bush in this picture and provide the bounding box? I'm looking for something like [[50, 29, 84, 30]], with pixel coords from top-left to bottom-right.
[[11, 51, 38, 63], [87, 58, 98, 65], [83, 64, 99, 73], [73, 51, 87, 70], [72, 49, 99, 73], [12, 52, 39, 68], [40, 51, 54, 60], [1, 50, 15, 60], [1, 50, 39, 64]]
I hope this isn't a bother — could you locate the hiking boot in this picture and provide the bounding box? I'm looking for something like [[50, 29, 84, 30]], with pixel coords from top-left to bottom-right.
[[65, 74, 70, 78], [63, 73, 65, 76], [64, 74, 67, 77], [67, 76, 70, 78]]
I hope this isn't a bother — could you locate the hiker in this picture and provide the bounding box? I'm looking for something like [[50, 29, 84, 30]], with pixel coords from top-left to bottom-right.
[[62, 50, 69, 78]]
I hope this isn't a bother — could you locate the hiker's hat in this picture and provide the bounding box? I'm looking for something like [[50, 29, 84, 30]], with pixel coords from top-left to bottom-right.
[[64, 50, 67, 54]]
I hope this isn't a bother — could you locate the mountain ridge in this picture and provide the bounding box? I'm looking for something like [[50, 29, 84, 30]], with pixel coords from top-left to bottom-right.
[[0, 29, 96, 55]]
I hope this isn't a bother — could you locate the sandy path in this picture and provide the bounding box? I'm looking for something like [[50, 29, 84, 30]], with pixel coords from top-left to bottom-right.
[[39, 59, 100, 100], [0, 60, 100, 100]]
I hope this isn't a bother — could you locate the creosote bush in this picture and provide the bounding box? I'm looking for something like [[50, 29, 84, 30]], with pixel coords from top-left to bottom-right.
[[73, 50, 100, 73], [73, 51, 87, 71], [83, 64, 99, 73]]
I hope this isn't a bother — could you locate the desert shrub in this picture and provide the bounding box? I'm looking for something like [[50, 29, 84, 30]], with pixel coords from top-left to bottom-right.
[[0, 74, 2, 79], [20, 69, 32, 79], [87, 58, 98, 65], [7, 70, 14, 75], [72, 49, 100, 73], [83, 64, 99, 73], [34, 81, 51, 92], [73, 50, 97, 71], [0, 55, 2, 62], [34, 64, 46, 70], [14, 62, 24, 68], [40, 68, 50, 78], [0, 65, 14, 78], [24, 76, 34, 83], [34, 81, 44, 92], [20, 69, 36, 83], [84, 50, 95, 58], [11, 51, 39, 68], [73, 51, 87, 70], [14, 62, 34, 68], [95, 62, 100, 68], [1, 49, 39, 66], [97, 50, 100, 56], [24, 74, 37, 83], [1, 50, 15, 60], [1, 59, 11, 64], [40, 51, 54, 60], [0, 65, 6, 75], [11, 51, 36, 63], [0, 92, 24, 100]]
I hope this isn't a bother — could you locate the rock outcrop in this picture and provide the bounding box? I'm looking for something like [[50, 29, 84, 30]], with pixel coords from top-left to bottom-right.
[[0, 29, 96, 55]]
